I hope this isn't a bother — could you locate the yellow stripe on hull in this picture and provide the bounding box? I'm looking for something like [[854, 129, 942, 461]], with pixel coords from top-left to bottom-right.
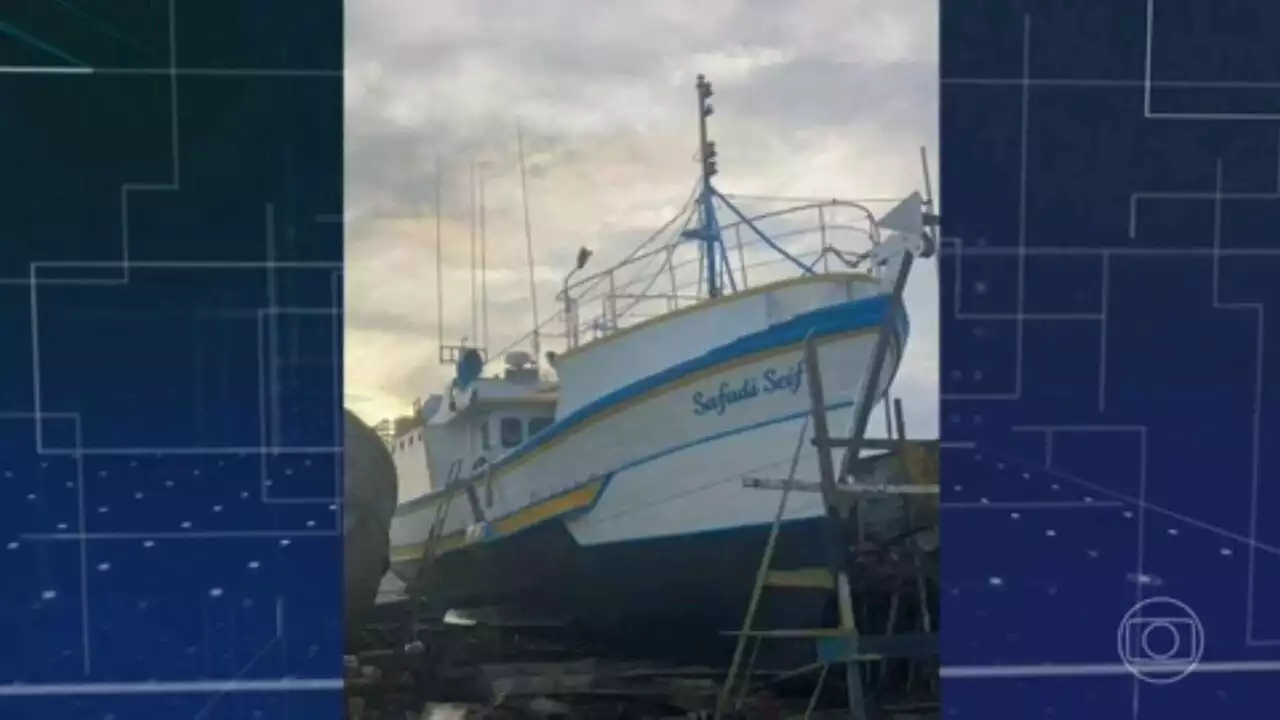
[[396, 325, 887, 519], [390, 476, 607, 563]]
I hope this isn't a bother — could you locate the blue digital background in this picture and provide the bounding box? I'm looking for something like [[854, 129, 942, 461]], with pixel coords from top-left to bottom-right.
[[942, 1, 1280, 717], [0, 1, 344, 718]]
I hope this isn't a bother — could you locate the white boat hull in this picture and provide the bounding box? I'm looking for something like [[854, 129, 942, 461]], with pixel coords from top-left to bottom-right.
[[390, 295, 906, 576], [383, 266, 925, 670], [566, 334, 891, 547]]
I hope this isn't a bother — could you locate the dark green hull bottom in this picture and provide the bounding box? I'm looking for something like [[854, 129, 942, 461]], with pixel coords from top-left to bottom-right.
[[393, 517, 836, 670]]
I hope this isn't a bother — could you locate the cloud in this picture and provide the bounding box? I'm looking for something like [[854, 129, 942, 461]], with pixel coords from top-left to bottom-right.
[[344, 0, 939, 439]]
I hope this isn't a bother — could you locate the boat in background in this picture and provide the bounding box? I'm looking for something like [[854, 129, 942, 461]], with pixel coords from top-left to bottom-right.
[[381, 75, 936, 667], [343, 408, 399, 648]]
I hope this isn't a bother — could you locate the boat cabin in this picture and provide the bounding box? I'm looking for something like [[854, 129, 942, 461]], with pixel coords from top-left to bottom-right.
[[395, 349, 557, 496]]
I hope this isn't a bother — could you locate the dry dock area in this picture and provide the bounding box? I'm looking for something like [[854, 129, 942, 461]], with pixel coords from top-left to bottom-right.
[[345, 433, 939, 719], [347, 238, 942, 718]]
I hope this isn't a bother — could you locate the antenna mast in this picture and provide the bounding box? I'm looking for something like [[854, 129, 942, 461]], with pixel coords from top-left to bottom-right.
[[468, 160, 478, 347], [434, 156, 444, 359], [684, 74, 725, 298], [516, 123, 543, 364], [479, 162, 490, 354], [689, 74, 811, 284]]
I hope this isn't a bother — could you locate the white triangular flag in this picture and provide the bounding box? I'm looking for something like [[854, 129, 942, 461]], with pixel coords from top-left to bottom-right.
[[876, 191, 924, 238]]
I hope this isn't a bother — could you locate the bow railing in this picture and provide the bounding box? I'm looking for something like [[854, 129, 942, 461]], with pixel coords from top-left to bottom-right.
[[554, 197, 886, 350]]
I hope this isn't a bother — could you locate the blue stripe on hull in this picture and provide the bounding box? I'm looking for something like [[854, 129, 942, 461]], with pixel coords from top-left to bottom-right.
[[400, 291, 906, 514]]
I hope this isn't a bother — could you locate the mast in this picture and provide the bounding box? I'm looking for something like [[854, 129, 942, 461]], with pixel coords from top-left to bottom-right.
[[468, 160, 478, 346], [434, 156, 445, 361], [516, 123, 543, 364], [687, 74, 724, 298], [686, 75, 812, 286], [479, 161, 490, 354]]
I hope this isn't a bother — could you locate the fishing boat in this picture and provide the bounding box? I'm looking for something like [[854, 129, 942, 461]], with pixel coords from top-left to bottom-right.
[[383, 75, 936, 667]]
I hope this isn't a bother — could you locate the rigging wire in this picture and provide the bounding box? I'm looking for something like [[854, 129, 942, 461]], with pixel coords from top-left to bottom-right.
[[608, 210, 696, 321], [490, 182, 699, 361], [492, 199, 863, 360], [569, 178, 701, 300], [490, 180, 878, 362]]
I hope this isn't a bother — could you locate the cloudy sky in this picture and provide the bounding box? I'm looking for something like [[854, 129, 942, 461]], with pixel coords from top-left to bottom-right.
[[343, 0, 939, 444]]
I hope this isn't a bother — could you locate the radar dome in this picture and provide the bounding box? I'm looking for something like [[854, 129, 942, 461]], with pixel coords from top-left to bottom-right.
[[419, 394, 444, 421], [505, 350, 533, 368]]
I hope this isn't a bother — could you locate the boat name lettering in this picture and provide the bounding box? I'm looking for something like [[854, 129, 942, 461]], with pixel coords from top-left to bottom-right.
[[691, 361, 806, 416]]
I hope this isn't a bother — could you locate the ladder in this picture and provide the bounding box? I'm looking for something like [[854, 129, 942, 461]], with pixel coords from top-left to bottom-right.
[[716, 342, 941, 720], [401, 489, 456, 643], [716, 187, 940, 718]]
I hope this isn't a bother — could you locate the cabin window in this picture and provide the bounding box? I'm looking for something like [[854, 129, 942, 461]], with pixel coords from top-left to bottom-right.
[[480, 419, 492, 451], [528, 417, 553, 438], [499, 417, 524, 448]]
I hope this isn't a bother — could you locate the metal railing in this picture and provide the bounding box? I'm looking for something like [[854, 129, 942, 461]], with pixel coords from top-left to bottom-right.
[[549, 198, 887, 353]]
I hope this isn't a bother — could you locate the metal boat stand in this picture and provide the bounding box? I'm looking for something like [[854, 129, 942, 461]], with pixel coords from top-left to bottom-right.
[[716, 175, 941, 720]]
